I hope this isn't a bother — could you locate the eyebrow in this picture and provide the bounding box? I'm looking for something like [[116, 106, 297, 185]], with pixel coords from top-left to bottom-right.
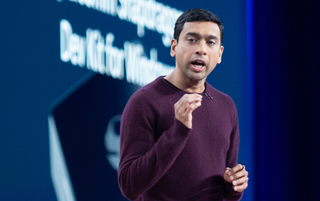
[[185, 32, 218, 40]]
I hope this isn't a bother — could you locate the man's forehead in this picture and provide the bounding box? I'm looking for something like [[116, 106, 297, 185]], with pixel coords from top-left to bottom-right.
[[181, 21, 220, 37], [182, 21, 219, 32]]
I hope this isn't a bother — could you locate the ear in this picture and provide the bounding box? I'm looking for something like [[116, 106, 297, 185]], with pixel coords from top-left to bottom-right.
[[170, 39, 177, 57], [217, 46, 224, 64]]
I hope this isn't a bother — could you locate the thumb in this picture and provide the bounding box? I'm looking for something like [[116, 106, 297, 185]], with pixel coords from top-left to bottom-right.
[[223, 167, 232, 183], [224, 167, 231, 174]]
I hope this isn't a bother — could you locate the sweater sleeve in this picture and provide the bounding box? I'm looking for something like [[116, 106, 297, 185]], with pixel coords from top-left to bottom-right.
[[223, 103, 243, 201], [118, 95, 191, 200]]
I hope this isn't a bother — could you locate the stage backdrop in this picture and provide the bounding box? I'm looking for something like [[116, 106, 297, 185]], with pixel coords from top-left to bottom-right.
[[0, 0, 254, 200]]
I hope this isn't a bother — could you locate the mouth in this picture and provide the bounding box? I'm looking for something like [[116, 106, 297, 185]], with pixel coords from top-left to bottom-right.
[[191, 59, 206, 71]]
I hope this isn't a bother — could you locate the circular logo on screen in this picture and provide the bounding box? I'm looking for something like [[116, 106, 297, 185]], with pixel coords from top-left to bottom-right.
[[104, 114, 121, 171]]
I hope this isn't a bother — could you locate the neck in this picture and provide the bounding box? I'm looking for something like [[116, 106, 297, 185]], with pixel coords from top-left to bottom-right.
[[165, 69, 206, 93]]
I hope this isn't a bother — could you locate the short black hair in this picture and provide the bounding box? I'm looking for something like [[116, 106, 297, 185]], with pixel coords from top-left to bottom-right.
[[174, 8, 224, 44]]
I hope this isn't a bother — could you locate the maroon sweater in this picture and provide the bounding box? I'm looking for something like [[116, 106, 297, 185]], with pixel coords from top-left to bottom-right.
[[118, 77, 242, 201]]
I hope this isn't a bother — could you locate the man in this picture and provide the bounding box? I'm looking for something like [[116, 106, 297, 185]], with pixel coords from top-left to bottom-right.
[[118, 8, 248, 201]]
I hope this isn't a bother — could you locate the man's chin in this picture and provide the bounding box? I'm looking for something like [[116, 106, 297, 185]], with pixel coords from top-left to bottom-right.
[[188, 74, 207, 82]]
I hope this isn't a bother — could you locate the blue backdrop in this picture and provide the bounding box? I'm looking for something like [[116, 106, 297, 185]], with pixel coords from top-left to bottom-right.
[[254, 1, 320, 201]]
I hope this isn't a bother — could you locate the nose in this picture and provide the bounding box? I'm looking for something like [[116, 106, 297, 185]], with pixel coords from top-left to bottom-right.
[[195, 40, 207, 55]]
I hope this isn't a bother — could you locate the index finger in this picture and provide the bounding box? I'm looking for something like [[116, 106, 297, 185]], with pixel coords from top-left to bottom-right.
[[177, 94, 202, 105], [185, 93, 203, 100]]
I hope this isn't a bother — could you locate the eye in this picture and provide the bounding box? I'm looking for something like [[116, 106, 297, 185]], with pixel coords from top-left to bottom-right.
[[188, 38, 197, 43], [207, 40, 216, 45]]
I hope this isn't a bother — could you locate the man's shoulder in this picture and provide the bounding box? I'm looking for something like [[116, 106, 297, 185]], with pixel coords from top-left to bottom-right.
[[123, 76, 172, 115], [131, 76, 164, 98], [128, 76, 172, 106]]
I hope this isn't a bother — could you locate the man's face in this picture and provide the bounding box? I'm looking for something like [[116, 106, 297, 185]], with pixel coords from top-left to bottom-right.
[[171, 21, 224, 82]]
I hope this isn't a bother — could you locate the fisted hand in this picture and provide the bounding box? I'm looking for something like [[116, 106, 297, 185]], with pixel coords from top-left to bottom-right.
[[174, 94, 202, 129], [223, 164, 249, 192]]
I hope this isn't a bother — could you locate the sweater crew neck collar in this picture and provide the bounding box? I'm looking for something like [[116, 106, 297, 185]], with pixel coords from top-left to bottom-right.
[[160, 76, 209, 96]]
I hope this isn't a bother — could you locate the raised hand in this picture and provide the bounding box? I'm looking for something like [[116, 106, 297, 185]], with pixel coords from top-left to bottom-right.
[[174, 94, 202, 129]]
